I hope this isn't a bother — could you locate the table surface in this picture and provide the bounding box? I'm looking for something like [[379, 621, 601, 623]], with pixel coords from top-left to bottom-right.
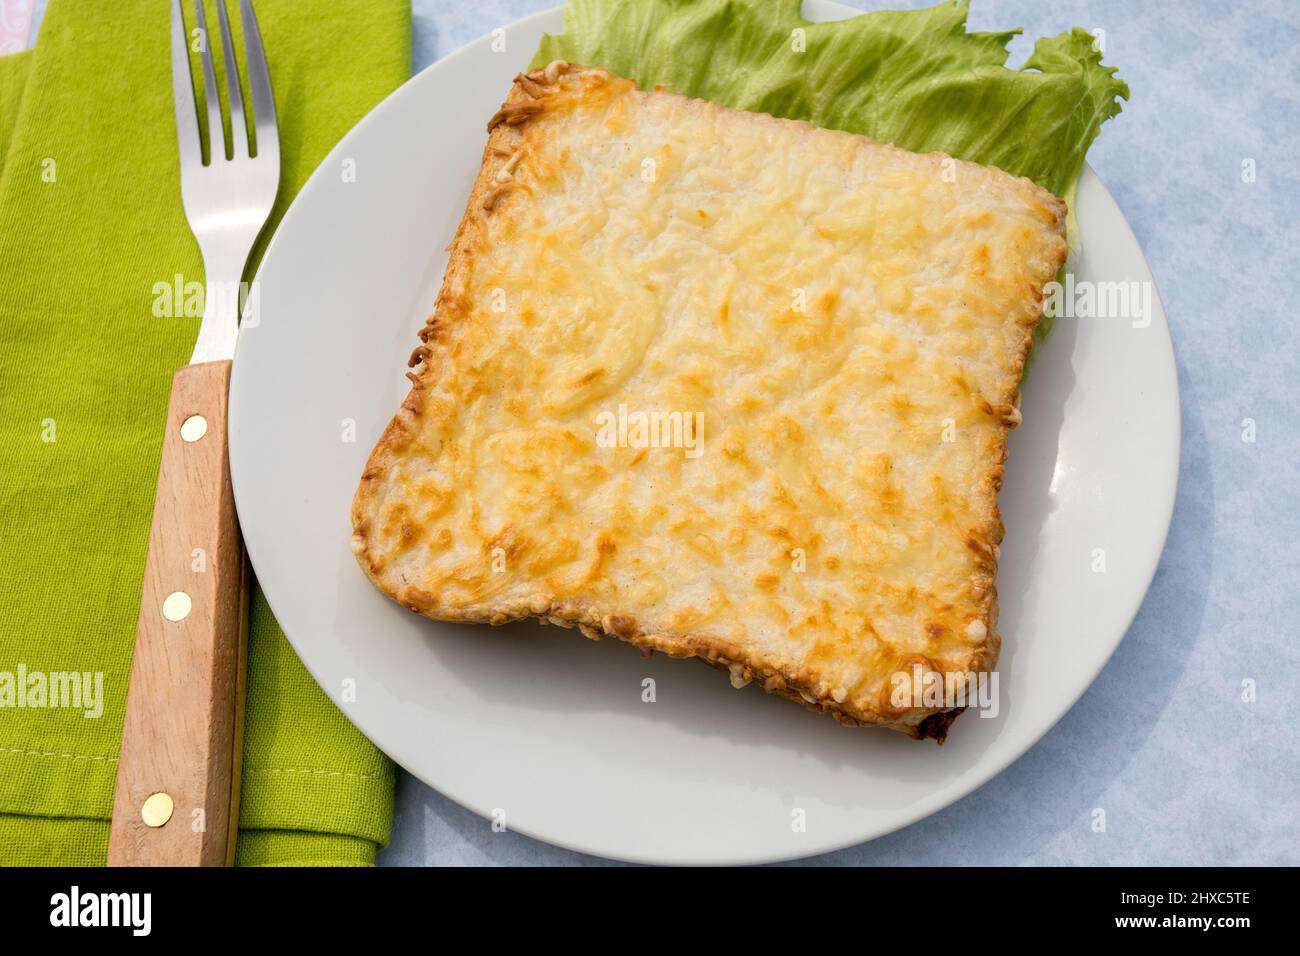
[[24, 0, 1300, 866]]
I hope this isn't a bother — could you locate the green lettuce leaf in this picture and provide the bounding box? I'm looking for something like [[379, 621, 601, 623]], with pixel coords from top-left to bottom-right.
[[532, 0, 1130, 350]]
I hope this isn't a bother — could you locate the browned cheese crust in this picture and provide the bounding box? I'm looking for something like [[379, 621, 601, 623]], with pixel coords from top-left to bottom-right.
[[352, 62, 1068, 742]]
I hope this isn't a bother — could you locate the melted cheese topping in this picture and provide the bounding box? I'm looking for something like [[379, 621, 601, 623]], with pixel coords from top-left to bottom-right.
[[354, 67, 1067, 730]]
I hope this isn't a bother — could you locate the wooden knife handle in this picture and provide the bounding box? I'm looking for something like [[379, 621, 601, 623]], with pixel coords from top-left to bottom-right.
[[109, 360, 249, 867]]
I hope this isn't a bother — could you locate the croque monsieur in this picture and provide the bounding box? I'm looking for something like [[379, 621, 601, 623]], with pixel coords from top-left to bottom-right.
[[351, 61, 1068, 741]]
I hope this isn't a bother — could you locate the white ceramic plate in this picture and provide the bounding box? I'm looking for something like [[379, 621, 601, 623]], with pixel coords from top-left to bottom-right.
[[229, 3, 1179, 864]]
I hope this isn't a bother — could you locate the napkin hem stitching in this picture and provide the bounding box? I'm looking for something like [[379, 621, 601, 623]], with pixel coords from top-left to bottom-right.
[[245, 766, 387, 781], [0, 744, 117, 764], [1, 746, 385, 782]]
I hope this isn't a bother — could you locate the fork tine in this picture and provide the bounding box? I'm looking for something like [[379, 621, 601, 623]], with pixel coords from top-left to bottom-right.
[[215, 1, 249, 157], [170, 0, 202, 170], [239, 0, 279, 164], [193, 0, 226, 163]]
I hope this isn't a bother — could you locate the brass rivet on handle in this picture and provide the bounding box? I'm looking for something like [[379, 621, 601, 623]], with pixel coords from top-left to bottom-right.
[[161, 591, 192, 622], [141, 792, 174, 828], [180, 414, 208, 442]]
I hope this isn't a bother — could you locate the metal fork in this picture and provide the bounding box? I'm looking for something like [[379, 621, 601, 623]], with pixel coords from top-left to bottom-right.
[[177, 0, 280, 362], [109, 0, 280, 867]]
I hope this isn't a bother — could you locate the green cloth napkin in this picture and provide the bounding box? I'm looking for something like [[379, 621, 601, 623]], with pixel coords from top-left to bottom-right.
[[0, 0, 409, 866]]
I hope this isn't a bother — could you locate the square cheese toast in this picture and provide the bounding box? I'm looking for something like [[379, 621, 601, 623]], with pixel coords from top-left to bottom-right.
[[351, 61, 1067, 741]]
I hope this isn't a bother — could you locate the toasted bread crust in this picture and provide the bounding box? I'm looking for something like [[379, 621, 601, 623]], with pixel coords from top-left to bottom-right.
[[352, 62, 1066, 741]]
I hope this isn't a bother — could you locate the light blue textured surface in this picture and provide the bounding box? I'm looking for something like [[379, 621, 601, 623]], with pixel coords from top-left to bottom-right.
[[29, 0, 1297, 866]]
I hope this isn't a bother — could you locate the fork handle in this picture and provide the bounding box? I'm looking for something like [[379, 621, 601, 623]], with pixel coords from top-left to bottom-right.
[[109, 360, 248, 867]]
